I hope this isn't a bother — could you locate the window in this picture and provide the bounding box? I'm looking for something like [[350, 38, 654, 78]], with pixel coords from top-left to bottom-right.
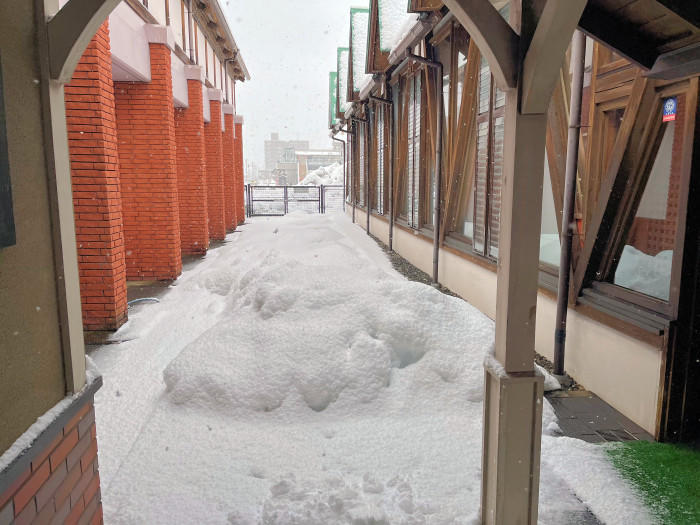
[[539, 158, 560, 268], [405, 72, 422, 228], [357, 122, 367, 207], [373, 104, 387, 214], [440, 25, 477, 244], [583, 90, 691, 315], [612, 120, 680, 301], [0, 60, 16, 248], [472, 56, 505, 259]]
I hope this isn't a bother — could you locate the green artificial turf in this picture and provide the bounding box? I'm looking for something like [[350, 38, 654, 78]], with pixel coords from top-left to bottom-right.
[[607, 440, 700, 524]]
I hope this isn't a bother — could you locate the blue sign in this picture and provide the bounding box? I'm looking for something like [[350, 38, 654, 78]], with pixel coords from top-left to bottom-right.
[[663, 97, 677, 122]]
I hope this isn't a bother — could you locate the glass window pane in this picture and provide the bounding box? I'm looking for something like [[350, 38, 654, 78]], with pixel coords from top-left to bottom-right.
[[487, 115, 504, 258], [478, 56, 491, 115], [473, 120, 489, 254], [539, 158, 560, 267], [613, 118, 680, 301]]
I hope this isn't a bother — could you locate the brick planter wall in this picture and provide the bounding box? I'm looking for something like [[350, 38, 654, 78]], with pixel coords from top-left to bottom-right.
[[205, 98, 226, 240], [175, 79, 209, 255], [222, 111, 237, 231], [115, 43, 182, 281], [0, 382, 103, 525], [234, 120, 245, 225], [64, 21, 127, 331]]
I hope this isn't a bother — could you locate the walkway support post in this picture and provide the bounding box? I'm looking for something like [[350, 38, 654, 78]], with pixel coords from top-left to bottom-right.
[[443, 0, 586, 522]]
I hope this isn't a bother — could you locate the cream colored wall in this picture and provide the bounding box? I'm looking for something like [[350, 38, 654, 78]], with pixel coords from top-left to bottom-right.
[[345, 208, 663, 434], [169, 0, 184, 49], [0, 1, 69, 452], [148, 0, 168, 26]]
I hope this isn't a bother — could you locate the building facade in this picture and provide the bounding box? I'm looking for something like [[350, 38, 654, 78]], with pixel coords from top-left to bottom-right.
[[0, 0, 248, 523]]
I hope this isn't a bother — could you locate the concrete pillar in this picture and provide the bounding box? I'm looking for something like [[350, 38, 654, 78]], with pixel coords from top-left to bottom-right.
[[205, 90, 226, 240], [64, 21, 127, 331], [234, 115, 245, 224], [222, 106, 238, 231], [174, 66, 209, 255], [114, 38, 182, 281]]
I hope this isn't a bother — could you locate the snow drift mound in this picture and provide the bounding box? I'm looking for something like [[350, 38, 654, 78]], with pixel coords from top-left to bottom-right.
[[162, 216, 494, 417], [299, 163, 344, 186], [163, 262, 492, 416]]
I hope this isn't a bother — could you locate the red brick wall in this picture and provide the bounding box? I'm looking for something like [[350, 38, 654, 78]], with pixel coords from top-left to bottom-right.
[[64, 21, 127, 332], [222, 113, 237, 231], [0, 403, 103, 525], [205, 100, 226, 240], [115, 44, 182, 281], [234, 122, 245, 225], [175, 80, 209, 254]]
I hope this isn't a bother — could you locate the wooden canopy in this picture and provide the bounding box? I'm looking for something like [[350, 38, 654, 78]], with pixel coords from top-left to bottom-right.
[[579, 0, 700, 79]]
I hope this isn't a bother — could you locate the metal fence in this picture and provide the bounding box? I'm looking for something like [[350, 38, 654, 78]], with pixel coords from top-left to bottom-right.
[[245, 185, 345, 217]]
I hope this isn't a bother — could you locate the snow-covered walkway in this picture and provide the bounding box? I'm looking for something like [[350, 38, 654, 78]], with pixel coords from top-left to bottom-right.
[[91, 213, 652, 524]]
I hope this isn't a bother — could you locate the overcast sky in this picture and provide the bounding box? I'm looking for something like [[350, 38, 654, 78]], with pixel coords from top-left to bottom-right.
[[224, 0, 367, 171]]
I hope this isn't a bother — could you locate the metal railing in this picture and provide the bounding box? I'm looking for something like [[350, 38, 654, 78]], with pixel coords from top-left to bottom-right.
[[245, 185, 345, 217]]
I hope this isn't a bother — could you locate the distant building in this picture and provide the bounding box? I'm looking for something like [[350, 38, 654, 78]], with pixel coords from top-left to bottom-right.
[[264, 132, 310, 172]]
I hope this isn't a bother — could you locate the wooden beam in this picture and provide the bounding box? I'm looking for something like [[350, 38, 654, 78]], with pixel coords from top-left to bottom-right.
[[655, 0, 700, 29], [521, 0, 587, 114], [578, 4, 659, 71], [442, 0, 519, 89], [47, 0, 123, 82]]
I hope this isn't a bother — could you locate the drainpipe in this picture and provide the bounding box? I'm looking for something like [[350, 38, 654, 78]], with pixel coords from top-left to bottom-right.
[[331, 134, 346, 212], [186, 0, 195, 63], [554, 31, 587, 378], [407, 52, 443, 285], [369, 94, 394, 250]]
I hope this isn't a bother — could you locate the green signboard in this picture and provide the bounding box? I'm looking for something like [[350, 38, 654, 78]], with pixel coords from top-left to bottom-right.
[[328, 71, 338, 128]]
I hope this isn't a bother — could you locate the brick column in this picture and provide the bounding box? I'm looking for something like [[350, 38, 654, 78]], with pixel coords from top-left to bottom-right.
[[222, 105, 237, 231], [234, 116, 245, 225], [114, 38, 182, 281], [175, 66, 209, 254], [205, 90, 226, 240], [64, 21, 127, 332]]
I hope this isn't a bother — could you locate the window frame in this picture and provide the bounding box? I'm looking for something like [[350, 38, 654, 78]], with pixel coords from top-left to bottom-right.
[[579, 78, 696, 319]]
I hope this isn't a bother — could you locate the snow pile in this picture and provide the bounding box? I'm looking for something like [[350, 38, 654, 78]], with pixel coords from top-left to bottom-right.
[[614, 245, 672, 300], [299, 163, 343, 186], [379, 0, 419, 52], [351, 9, 371, 90], [92, 214, 653, 525]]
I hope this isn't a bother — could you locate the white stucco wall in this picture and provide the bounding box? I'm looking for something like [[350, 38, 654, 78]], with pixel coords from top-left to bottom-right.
[[169, 0, 184, 49], [148, 0, 168, 26], [110, 2, 151, 82], [345, 207, 664, 435], [202, 84, 211, 123], [171, 51, 188, 108]]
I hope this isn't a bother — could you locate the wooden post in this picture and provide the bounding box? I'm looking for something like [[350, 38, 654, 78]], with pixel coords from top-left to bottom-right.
[[481, 91, 546, 524], [442, 1, 586, 523]]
